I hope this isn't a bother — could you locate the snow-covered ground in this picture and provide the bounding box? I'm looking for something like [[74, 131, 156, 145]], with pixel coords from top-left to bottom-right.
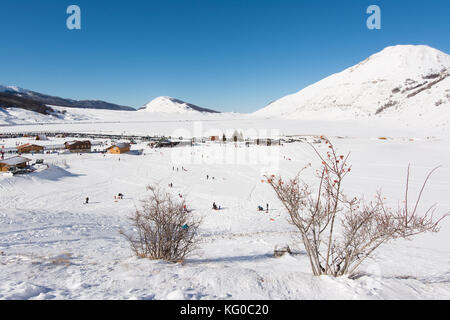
[[0, 129, 449, 300], [1, 106, 448, 140]]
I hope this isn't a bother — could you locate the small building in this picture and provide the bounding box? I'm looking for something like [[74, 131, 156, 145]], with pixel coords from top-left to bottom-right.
[[106, 143, 131, 154], [64, 141, 92, 153], [17, 144, 44, 154], [210, 136, 220, 142], [0, 156, 32, 172]]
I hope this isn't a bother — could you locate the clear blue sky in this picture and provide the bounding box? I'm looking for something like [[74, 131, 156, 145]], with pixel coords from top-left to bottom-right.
[[1, 0, 449, 112]]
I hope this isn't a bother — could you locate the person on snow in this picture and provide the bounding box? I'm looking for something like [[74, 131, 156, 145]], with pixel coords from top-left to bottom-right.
[[85, 197, 89, 204], [257, 205, 264, 211], [212, 202, 218, 210]]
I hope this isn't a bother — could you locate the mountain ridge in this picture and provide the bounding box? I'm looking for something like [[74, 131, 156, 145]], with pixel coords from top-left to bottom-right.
[[0, 85, 136, 111]]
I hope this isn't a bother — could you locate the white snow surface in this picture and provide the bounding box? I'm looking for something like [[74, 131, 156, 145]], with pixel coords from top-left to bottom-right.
[[0, 132, 449, 300]]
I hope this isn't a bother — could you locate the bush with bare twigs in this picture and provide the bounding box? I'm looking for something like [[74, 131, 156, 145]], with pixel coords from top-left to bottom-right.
[[265, 137, 449, 277], [120, 185, 202, 263]]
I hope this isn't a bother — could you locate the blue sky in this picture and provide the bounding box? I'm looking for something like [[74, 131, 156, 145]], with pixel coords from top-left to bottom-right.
[[1, 0, 449, 112]]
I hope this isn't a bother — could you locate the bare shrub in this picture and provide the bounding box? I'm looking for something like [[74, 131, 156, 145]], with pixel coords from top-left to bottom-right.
[[121, 185, 202, 263], [265, 138, 449, 277]]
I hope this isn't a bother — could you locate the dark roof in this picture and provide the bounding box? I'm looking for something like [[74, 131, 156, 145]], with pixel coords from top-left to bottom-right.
[[65, 140, 91, 146]]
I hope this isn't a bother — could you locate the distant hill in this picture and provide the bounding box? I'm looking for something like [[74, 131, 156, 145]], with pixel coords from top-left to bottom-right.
[[0, 85, 136, 111], [139, 96, 220, 114]]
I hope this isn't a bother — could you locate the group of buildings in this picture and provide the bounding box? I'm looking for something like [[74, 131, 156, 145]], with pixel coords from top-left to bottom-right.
[[0, 139, 132, 174], [0, 131, 285, 174], [9, 140, 131, 155]]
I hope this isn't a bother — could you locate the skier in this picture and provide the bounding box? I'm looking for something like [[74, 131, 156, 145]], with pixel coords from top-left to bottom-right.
[[207, 175, 209, 180], [212, 202, 218, 210], [85, 197, 89, 204], [266, 203, 269, 212]]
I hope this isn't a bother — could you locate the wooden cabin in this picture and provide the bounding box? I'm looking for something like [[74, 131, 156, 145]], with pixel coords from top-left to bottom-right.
[[106, 143, 131, 154], [17, 144, 44, 154], [210, 136, 220, 142], [64, 141, 92, 153], [0, 156, 31, 172]]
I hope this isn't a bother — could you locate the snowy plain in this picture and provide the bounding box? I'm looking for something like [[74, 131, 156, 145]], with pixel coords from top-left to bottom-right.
[[0, 112, 449, 300]]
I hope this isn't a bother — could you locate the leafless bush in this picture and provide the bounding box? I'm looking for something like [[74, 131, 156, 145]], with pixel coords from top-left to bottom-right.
[[265, 138, 449, 277], [121, 185, 202, 263]]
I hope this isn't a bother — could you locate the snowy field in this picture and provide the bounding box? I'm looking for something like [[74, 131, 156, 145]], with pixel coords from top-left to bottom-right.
[[1, 105, 448, 139], [0, 118, 449, 300]]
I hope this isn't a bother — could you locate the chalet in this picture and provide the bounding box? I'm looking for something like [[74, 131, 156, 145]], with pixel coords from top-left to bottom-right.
[[106, 143, 131, 154], [0, 156, 32, 172], [210, 136, 220, 142], [17, 144, 44, 154], [64, 141, 92, 153]]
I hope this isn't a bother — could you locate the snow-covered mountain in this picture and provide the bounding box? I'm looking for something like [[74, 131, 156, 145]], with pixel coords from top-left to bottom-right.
[[139, 96, 220, 114], [254, 45, 450, 121]]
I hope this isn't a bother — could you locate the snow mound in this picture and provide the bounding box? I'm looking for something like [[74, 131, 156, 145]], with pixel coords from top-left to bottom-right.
[[139, 96, 220, 114], [254, 45, 450, 122]]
